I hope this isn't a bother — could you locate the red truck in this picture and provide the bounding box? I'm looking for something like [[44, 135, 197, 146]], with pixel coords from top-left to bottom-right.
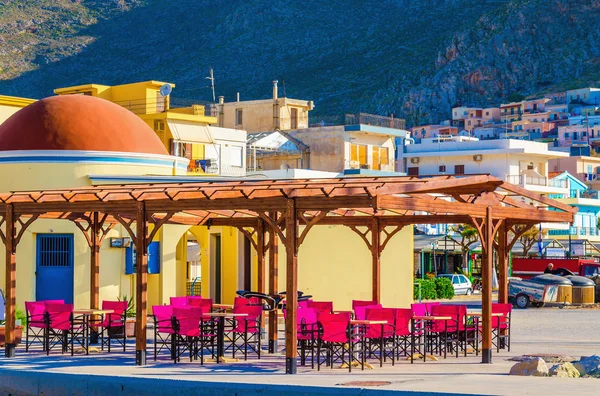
[[512, 258, 600, 279]]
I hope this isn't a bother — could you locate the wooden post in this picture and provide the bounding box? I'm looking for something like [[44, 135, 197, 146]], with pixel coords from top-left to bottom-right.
[[90, 212, 100, 310], [372, 218, 381, 302], [482, 207, 494, 363], [4, 204, 16, 358], [135, 202, 148, 366], [257, 220, 265, 295], [285, 199, 298, 374], [268, 212, 279, 354], [497, 222, 508, 304]]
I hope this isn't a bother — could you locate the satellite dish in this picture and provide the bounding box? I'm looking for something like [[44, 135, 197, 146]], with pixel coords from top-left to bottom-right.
[[280, 163, 291, 170], [159, 84, 172, 96]]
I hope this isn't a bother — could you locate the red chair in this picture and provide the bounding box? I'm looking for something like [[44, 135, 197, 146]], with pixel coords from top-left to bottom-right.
[[188, 297, 213, 312], [170, 297, 188, 307], [296, 307, 318, 368], [172, 307, 209, 364], [393, 308, 414, 358], [411, 303, 427, 317], [492, 303, 512, 352], [25, 301, 46, 352], [307, 301, 333, 315], [230, 304, 262, 360], [90, 300, 128, 353], [352, 300, 378, 310], [152, 305, 174, 361], [44, 303, 85, 356], [354, 303, 382, 320], [424, 302, 441, 315], [429, 305, 462, 358], [364, 307, 396, 367], [316, 311, 362, 372]]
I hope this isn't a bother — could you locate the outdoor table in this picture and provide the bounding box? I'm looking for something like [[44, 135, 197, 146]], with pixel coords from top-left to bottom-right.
[[347, 319, 389, 369], [203, 312, 248, 363], [72, 309, 114, 354], [411, 315, 452, 363], [212, 304, 233, 312]]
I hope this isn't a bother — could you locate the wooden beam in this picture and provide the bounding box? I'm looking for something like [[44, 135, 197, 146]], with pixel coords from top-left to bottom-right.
[[4, 204, 15, 357], [497, 221, 508, 305], [285, 199, 298, 374], [268, 211, 279, 354], [257, 220, 265, 295], [499, 182, 578, 213], [482, 206, 494, 364], [135, 202, 148, 366], [372, 218, 381, 302], [90, 212, 100, 311]]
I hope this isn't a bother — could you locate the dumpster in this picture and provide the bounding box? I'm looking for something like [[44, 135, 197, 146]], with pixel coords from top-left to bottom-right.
[[566, 275, 595, 304], [530, 274, 573, 305]]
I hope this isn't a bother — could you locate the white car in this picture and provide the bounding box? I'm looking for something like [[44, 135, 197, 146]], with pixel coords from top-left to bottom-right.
[[437, 274, 473, 295]]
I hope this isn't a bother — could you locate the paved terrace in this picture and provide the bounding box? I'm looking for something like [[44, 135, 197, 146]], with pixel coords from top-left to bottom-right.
[[1, 308, 599, 395]]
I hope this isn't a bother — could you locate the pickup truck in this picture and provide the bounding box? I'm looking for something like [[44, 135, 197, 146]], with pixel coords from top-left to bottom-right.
[[512, 258, 600, 302]]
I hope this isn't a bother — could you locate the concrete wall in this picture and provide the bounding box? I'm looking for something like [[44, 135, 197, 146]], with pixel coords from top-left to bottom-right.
[[221, 100, 310, 133], [290, 127, 346, 172]]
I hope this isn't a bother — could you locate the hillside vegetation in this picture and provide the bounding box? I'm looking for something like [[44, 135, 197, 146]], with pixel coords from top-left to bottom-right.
[[0, 0, 598, 126]]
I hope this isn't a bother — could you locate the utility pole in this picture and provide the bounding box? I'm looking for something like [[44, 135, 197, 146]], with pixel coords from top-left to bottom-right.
[[206, 67, 216, 103]]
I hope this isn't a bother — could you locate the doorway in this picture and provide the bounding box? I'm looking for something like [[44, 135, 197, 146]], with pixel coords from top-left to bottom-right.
[[210, 234, 222, 303], [36, 234, 74, 303]]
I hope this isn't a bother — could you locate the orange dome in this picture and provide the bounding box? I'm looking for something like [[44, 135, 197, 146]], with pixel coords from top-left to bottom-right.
[[0, 95, 168, 155]]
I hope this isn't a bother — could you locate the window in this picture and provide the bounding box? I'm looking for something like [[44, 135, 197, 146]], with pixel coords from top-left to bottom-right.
[[439, 165, 446, 173], [154, 120, 165, 132], [37, 235, 73, 267], [372, 146, 380, 170], [290, 108, 298, 129], [230, 146, 243, 167], [380, 147, 389, 167], [583, 132, 588, 137], [350, 144, 368, 167], [588, 165, 593, 174], [408, 167, 419, 176], [235, 109, 243, 126], [565, 133, 570, 138], [454, 165, 465, 175], [485, 111, 489, 116]]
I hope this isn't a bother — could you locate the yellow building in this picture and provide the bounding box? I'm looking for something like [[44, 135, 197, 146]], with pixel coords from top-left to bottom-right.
[[0, 94, 36, 124], [0, 92, 414, 317], [218, 80, 314, 133], [54, 81, 247, 177]]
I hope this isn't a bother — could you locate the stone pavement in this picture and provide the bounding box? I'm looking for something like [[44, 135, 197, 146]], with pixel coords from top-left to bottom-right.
[[1, 307, 599, 395]]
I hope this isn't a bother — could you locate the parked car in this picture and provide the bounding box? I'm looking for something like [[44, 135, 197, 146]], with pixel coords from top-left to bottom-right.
[[437, 274, 473, 295]]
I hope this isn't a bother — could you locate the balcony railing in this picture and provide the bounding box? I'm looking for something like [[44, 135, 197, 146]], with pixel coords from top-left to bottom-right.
[[549, 227, 599, 237]]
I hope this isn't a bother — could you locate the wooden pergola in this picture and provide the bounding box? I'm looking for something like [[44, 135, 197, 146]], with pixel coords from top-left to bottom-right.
[[0, 175, 575, 372]]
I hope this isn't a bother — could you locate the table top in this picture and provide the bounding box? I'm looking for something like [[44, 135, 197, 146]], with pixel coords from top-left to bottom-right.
[[73, 309, 114, 315], [412, 315, 452, 320], [467, 312, 504, 317], [203, 312, 248, 318], [351, 320, 388, 325], [212, 304, 234, 310]]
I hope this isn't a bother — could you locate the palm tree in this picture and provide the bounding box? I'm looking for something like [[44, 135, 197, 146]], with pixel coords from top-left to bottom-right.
[[448, 224, 479, 272]]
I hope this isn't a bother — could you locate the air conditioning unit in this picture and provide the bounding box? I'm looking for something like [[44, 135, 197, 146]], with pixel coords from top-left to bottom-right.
[[473, 154, 483, 162], [410, 157, 420, 164]]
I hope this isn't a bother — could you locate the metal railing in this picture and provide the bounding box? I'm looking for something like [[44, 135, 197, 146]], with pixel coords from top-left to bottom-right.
[[309, 113, 406, 129], [548, 227, 599, 237], [505, 174, 567, 188]]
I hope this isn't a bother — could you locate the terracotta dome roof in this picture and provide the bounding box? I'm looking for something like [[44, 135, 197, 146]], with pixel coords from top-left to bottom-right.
[[0, 95, 168, 155]]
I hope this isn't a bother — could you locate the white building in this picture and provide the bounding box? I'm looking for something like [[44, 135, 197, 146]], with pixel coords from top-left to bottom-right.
[[567, 88, 600, 105]]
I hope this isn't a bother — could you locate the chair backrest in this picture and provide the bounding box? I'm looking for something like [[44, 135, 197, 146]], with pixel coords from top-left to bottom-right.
[[364, 307, 395, 338], [430, 304, 462, 332], [173, 306, 203, 335], [186, 296, 203, 305], [411, 303, 427, 317], [298, 300, 310, 309], [44, 300, 65, 304], [297, 307, 318, 326], [318, 311, 351, 342], [394, 308, 413, 336], [45, 303, 73, 329], [232, 304, 262, 333], [102, 300, 128, 316], [188, 296, 213, 311], [424, 302, 441, 315], [307, 301, 333, 315], [234, 296, 262, 307], [169, 297, 189, 307], [492, 303, 512, 328], [352, 300, 378, 310], [354, 303, 382, 320], [152, 305, 174, 332], [25, 301, 46, 321]]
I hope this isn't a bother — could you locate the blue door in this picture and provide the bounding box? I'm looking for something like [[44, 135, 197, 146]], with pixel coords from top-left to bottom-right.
[[36, 234, 74, 304], [125, 242, 161, 274]]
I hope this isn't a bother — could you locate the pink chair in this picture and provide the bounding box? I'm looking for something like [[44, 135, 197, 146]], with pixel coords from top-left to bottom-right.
[[90, 300, 128, 353], [364, 307, 396, 367], [230, 304, 262, 360], [25, 301, 46, 352], [429, 305, 463, 358], [316, 311, 362, 372], [172, 307, 204, 364], [411, 303, 427, 317], [188, 297, 213, 312], [354, 303, 382, 320], [170, 297, 189, 307], [307, 301, 333, 315], [492, 303, 512, 352], [298, 300, 311, 309], [44, 303, 84, 356], [424, 302, 440, 315], [152, 305, 174, 361], [297, 308, 318, 368], [393, 308, 414, 358], [352, 300, 378, 310]]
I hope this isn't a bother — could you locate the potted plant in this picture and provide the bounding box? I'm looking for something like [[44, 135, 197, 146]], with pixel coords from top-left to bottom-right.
[[118, 295, 136, 338], [0, 307, 25, 346]]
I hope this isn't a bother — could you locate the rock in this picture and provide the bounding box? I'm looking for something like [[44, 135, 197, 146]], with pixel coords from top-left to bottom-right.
[[572, 355, 600, 376], [549, 362, 580, 378], [509, 357, 549, 377]]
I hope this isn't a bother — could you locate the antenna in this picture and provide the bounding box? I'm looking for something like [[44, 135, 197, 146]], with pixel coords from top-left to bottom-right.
[[206, 67, 216, 103]]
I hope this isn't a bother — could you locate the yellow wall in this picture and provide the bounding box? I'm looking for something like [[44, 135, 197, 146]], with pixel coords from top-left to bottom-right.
[[221, 100, 311, 133]]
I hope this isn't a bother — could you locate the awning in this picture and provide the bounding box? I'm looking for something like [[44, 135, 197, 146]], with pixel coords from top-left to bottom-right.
[[167, 120, 214, 144]]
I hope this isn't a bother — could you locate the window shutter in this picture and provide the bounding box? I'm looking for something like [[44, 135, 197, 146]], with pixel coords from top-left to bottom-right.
[[125, 246, 135, 274], [148, 242, 161, 274]]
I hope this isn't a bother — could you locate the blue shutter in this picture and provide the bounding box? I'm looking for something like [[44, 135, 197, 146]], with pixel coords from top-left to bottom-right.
[[148, 242, 161, 274], [124, 242, 160, 274]]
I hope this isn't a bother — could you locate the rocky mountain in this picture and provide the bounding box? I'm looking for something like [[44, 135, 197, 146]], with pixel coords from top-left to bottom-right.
[[0, 0, 599, 127]]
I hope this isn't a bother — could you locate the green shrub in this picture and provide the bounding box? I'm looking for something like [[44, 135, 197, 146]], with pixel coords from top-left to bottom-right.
[[435, 277, 455, 300], [414, 278, 437, 300]]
